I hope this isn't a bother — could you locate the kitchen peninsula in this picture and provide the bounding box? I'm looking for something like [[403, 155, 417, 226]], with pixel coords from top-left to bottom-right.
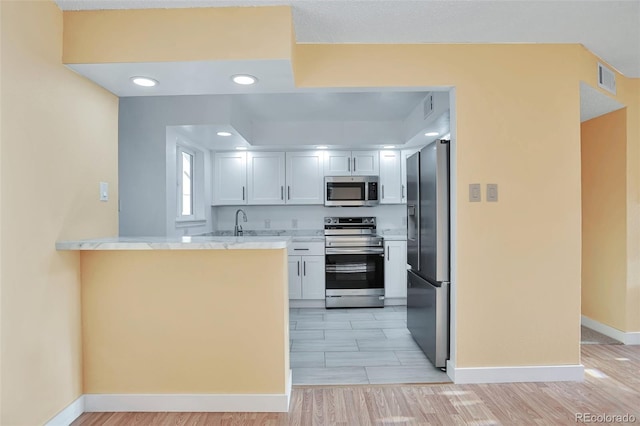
[[56, 236, 291, 412]]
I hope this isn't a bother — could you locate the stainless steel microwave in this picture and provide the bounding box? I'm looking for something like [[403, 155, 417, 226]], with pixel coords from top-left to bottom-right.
[[324, 176, 379, 207]]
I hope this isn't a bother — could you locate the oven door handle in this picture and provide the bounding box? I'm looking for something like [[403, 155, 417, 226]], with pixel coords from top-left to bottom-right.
[[325, 248, 385, 255]]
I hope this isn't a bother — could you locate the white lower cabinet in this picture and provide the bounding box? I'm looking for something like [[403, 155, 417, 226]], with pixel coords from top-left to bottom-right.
[[288, 241, 325, 300], [384, 240, 407, 299]]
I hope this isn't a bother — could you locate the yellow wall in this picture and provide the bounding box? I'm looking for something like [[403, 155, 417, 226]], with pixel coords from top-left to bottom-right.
[[63, 7, 293, 64], [581, 109, 627, 330], [81, 249, 289, 394], [295, 43, 584, 366], [0, 1, 118, 425], [575, 48, 640, 333], [59, 7, 602, 369]]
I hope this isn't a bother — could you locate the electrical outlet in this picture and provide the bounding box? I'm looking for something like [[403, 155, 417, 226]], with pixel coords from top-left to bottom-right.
[[487, 184, 498, 202], [469, 183, 481, 202], [292, 219, 298, 229], [265, 219, 271, 229]]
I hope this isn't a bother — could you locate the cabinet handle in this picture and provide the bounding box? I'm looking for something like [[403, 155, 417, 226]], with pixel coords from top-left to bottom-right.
[[281, 186, 284, 200], [348, 157, 351, 172], [294, 248, 309, 251], [288, 186, 291, 200], [402, 184, 405, 199], [382, 185, 385, 199], [242, 186, 245, 201], [297, 261, 300, 276], [387, 249, 390, 261], [353, 157, 356, 172], [303, 261, 306, 276]]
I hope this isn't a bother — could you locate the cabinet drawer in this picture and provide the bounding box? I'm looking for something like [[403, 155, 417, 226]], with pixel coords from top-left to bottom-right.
[[288, 242, 324, 256]]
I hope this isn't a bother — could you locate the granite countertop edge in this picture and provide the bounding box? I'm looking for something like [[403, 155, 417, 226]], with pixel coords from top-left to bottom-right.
[[55, 236, 291, 251]]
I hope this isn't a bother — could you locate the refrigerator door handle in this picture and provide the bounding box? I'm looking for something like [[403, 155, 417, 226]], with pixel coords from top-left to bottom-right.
[[435, 141, 450, 281]]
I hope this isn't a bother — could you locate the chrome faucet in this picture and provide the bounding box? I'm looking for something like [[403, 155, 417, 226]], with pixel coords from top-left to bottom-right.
[[234, 209, 247, 236]]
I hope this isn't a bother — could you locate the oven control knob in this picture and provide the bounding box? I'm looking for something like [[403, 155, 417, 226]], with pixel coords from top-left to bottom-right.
[[325, 218, 331, 224]]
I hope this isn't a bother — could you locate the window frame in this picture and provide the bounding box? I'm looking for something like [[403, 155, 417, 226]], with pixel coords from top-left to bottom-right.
[[177, 145, 196, 221]]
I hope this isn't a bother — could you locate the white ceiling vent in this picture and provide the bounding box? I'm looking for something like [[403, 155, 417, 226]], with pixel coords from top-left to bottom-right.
[[423, 92, 434, 119], [597, 62, 616, 95]]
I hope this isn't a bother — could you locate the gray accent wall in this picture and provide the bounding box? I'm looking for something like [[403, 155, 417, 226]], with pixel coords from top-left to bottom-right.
[[119, 95, 231, 236]]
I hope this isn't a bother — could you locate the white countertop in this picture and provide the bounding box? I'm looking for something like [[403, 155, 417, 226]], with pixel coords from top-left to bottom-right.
[[55, 236, 290, 251], [377, 230, 407, 241]]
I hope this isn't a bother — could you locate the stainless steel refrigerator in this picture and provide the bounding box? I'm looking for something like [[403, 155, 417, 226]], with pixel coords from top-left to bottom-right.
[[406, 140, 450, 368]]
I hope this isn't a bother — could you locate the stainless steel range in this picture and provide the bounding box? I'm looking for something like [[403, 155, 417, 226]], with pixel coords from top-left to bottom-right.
[[324, 217, 385, 308]]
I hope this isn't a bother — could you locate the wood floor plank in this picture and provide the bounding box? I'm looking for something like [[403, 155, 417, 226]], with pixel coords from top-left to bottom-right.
[[72, 345, 640, 426]]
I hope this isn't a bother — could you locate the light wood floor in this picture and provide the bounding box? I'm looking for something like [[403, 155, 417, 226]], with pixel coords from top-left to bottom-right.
[[72, 344, 640, 425]]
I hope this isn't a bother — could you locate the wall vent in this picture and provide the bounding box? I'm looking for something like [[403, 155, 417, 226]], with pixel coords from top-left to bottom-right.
[[423, 92, 434, 119], [597, 62, 616, 95]]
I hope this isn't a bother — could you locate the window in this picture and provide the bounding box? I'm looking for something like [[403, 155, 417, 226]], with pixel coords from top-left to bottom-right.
[[178, 147, 195, 218]]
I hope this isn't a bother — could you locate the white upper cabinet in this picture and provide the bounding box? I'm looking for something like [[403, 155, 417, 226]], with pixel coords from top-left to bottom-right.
[[400, 148, 421, 204], [323, 150, 379, 176], [285, 151, 324, 205], [352, 150, 379, 176], [213, 151, 247, 205], [323, 151, 351, 175], [247, 152, 285, 205], [379, 150, 402, 204]]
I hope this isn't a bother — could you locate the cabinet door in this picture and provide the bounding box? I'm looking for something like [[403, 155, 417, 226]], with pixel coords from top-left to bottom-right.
[[286, 151, 324, 205], [384, 241, 407, 298], [352, 150, 379, 176], [323, 151, 351, 176], [301, 256, 326, 300], [247, 152, 285, 205], [379, 150, 402, 204], [401, 148, 421, 204], [288, 256, 303, 300], [213, 152, 247, 205]]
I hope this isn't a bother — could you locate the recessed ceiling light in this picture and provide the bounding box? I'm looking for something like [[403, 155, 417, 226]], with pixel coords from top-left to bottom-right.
[[316, 145, 328, 149], [235, 146, 247, 150], [231, 74, 258, 85], [383, 145, 396, 149], [425, 132, 439, 137], [217, 131, 232, 137], [130, 76, 158, 87]]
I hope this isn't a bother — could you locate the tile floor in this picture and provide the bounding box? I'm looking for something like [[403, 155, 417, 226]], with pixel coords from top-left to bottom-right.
[[289, 306, 451, 385]]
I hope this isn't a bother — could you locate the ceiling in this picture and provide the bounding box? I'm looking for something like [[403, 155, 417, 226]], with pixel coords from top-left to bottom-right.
[[56, 0, 634, 150], [56, 0, 640, 78], [163, 91, 451, 150]]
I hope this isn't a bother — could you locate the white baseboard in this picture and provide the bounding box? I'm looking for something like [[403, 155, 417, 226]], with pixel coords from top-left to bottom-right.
[[45, 395, 85, 426], [581, 315, 640, 345], [447, 360, 584, 384], [85, 370, 292, 413]]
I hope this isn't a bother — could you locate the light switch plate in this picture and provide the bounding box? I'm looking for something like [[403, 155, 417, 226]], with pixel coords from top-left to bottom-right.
[[469, 183, 481, 202], [99, 182, 109, 202], [487, 184, 498, 202]]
